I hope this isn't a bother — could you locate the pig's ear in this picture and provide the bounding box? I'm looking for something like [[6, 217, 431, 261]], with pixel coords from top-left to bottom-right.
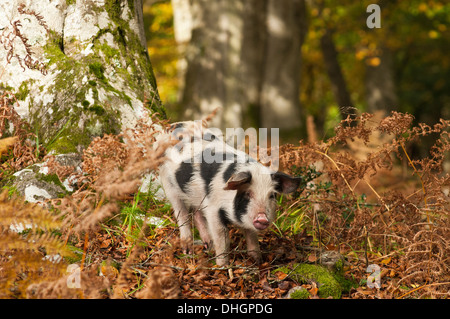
[[271, 172, 302, 194], [224, 171, 252, 190]]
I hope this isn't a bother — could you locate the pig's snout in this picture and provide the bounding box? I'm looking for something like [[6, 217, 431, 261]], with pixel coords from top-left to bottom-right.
[[253, 213, 270, 230]]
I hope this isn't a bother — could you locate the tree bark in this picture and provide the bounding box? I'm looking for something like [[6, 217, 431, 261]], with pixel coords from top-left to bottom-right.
[[178, 0, 245, 129], [260, 0, 307, 132], [238, 0, 267, 128], [171, 0, 192, 104], [320, 28, 356, 121], [0, 0, 162, 155], [174, 0, 307, 132], [365, 46, 398, 113]]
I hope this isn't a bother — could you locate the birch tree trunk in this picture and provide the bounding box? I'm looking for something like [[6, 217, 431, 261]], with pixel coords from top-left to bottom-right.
[[0, 0, 163, 155], [0, 0, 162, 201]]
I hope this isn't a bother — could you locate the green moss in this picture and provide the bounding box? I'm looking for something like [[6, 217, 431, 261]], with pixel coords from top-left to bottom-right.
[[0, 83, 14, 91], [290, 288, 310, 299], [44, 34, 70, 68], [82, 100, 90, 108], [38, 173, 64, 189], [89, 104, 105, 116], [274, 264, 342, 299], [89, 62, 106, 82], [88, 80, 97, 86], [98, 41, 120, 63], [17, 81, 31, 101], [47, 133, 90, 154]]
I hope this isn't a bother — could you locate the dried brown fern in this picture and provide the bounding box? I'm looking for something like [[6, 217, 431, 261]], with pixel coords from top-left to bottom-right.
[[0, 190, 72, 298], [0, 4, 48, 76], [0, 91, 42, 177], [279, 111, 450, 297]]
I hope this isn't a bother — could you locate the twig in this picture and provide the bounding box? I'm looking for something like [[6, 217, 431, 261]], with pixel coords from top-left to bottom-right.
[[313, 149, 361, 212], [80, 232, 89, 271], [363, 226, 369, 268], [396, 282, 450, 299], [362, 178, 388, 227]]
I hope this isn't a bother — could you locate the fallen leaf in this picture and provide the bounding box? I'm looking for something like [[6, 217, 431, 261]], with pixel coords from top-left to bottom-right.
[[308, 253, 317, 262], [275, 271, 288, 280], [309, 282, 319, 298]]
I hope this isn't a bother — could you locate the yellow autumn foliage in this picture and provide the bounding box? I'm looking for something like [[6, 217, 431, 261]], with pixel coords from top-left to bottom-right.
[[0, 136, 18, 156]]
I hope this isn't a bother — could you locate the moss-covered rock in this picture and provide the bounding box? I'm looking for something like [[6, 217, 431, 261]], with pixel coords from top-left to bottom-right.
[[12, 167, 66, 203], [275, 263, 354, 299], [286, 286, 310, 299]]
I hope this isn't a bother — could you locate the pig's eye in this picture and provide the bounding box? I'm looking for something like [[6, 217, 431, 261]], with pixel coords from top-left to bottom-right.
[[269, 192, 277, 200]]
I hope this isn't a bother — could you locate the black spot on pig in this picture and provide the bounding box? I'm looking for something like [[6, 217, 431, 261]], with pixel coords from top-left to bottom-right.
[[203, 131, 216, 141], [175, 162, 194, 193], [218, 208, 232, 227], [234, 190, 250, 223], [200, 161, 222, 195]]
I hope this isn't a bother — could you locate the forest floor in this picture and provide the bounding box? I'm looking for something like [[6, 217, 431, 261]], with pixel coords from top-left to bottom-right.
[[1, 109, 449, 299]]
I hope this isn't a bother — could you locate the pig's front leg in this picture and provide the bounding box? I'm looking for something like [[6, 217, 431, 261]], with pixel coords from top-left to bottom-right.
[[245, 230, 262, 265], [207, 216, 231, 266]]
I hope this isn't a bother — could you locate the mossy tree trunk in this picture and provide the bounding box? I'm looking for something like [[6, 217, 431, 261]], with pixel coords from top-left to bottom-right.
[[0, 0, 164, 155]]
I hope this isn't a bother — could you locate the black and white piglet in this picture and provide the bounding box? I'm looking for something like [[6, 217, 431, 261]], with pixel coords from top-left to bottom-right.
[[158, 121, 301, 266]]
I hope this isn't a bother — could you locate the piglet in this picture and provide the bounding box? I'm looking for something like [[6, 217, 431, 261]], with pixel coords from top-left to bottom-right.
[[158, 121, 301, 266]]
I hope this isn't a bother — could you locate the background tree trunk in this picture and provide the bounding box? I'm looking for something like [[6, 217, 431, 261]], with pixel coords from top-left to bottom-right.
[[171, 0, 192, 104], [320, 29, 356, 121], [177, 0, 245, 129], [260, 0, 307, 133], [0, 0, 162, 155], [365, 46, 398, 113], [173, 0, 307, 132]]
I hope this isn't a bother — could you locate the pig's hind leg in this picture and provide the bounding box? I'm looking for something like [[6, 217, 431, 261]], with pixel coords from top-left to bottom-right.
[[193, 210, 212, 249]]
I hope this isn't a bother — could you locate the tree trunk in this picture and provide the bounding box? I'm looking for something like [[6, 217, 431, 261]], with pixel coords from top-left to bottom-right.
[[365, 46, 397, 113], [174, 0, 307, 132], [239, 0, 267, 128], [0, 0, 162, 155], [260, 0, 307, 132], [320, 29, 356, 121], [178, 0, 245, 129], [171, 0, 192, 106]]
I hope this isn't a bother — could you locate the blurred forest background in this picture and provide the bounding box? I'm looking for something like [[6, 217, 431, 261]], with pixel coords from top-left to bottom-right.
[[142, 0, 449, 151]]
